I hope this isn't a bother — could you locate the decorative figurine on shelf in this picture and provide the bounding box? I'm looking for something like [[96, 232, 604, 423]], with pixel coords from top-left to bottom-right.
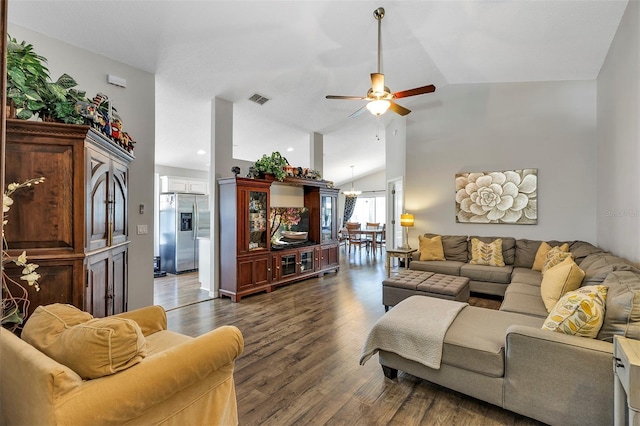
[[74, 92, 136, 155], [231, 166, 241, 176]]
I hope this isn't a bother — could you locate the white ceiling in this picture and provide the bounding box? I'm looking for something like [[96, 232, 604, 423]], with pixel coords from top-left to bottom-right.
[[7, 0, 628, 185]]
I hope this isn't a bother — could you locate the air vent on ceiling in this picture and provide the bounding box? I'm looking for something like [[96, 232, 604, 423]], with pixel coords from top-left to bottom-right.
[[249, 93, 270, 105]]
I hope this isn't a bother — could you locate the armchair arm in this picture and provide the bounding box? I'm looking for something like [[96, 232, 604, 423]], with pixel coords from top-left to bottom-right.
[[503, 324, 614, 426], [113, 305, 167, 336], [57, 325, 244, 425]]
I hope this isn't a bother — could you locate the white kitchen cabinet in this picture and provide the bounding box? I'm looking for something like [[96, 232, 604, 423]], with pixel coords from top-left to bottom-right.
[[160, 176, 208, 194]]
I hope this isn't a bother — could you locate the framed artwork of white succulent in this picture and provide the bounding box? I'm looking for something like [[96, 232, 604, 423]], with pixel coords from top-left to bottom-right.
[[455, 169, 537, 224]]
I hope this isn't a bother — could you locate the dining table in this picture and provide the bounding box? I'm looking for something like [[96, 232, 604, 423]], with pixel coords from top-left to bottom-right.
[[356, 226, 385, 252]]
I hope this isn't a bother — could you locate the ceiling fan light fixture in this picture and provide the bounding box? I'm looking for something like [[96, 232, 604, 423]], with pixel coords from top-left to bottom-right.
[[366, 99, 390, 116]]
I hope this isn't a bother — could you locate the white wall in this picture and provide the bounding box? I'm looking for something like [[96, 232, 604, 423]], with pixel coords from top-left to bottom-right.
[[406, 80, 597, 245], [8, 24, 156, 310], [155, 165, 208, 180], [597, 1, 640, 264]]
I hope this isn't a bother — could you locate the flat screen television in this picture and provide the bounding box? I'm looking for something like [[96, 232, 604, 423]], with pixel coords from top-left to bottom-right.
[[270, 207, 310, 245]]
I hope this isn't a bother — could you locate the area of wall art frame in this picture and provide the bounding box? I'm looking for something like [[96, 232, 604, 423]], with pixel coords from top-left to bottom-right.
[[455, 168, 537, 224]]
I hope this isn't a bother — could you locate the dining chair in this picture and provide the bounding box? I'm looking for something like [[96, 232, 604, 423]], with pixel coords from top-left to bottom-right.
[[347, 227, 369, 254], [338, 227, 348, 249], [365, 222, 380, 248], [375, 223, 386, 253]]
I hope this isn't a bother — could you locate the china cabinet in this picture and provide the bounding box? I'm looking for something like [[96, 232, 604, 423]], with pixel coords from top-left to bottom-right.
[[218, 176, 339, 302], [4, 120, 133, 317]]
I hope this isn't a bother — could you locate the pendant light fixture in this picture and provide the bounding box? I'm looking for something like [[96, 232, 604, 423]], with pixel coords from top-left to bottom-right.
[[343, 165, 362, 197]]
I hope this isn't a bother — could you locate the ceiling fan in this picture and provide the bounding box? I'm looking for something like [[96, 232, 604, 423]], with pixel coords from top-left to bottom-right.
[[326, 7, 436, 117]]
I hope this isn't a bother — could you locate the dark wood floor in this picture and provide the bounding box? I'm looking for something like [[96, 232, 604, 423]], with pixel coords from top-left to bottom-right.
[[154, 250, 542, 426]]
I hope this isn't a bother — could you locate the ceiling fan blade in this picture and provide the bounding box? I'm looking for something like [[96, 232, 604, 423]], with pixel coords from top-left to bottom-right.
[[371, 73, 385, 95], [349, 105, 368, 118], [389, 101, 411, 116], [326, 95, 366, 100], [393, 84, 436, 99]]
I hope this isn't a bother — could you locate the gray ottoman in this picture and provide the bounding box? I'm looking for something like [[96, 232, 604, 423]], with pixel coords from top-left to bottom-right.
[[383, 270, 470, 310]]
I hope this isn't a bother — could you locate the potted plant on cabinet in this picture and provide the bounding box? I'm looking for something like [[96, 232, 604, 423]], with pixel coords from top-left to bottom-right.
[[252, 151, 289, 181], [6, 35, 85, 123]]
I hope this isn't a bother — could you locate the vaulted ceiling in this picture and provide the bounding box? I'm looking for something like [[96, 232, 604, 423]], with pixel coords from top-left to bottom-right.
[[7, 1, 628, 184]]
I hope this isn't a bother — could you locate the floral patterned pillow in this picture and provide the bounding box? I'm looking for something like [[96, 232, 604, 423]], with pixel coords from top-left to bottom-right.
[[542, 285, 608, 338]]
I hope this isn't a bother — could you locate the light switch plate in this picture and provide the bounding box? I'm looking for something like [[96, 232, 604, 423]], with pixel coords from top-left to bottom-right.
[[137, 224, 148, 235]]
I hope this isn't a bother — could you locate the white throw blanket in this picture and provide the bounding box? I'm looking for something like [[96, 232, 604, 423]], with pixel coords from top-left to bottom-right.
[[360, 296, 468, 369]]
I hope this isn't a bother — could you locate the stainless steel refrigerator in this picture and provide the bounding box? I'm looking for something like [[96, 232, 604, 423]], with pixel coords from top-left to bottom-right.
[[159, 193, 210, 274]]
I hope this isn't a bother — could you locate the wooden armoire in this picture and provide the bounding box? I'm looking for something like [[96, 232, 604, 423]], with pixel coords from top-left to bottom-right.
[[4, 119, 133, 317]]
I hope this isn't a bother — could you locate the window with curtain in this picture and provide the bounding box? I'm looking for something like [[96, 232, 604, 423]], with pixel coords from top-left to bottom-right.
[[350, 195, 386, 225]]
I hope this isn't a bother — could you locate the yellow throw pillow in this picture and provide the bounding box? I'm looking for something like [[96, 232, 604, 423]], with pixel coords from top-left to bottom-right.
[[53, 317, 147, 379], [540, 257, 586, 312], [469, 238, 505, 267], [418, 235, 445, 261], [22, 303, 94, 349], [22, 303, 147, 380], [542, 285, 608, 338], [541, 246, 573, 274], [533, 242, 570, 271]]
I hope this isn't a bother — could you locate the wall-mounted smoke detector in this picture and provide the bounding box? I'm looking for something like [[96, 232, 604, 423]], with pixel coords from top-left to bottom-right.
[[249, 93, 270, 105]]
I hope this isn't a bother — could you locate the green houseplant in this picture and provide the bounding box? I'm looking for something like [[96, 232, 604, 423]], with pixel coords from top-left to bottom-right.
[[6, 35, 85, 124], [253, 152, 289, 181]]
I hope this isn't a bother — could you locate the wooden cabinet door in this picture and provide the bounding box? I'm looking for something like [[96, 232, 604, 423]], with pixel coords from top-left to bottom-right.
[[86, 251, 110, 317], [86, 245, 128, 317], [87, 148, 129, 251], [237, 254, 270, 290], [87, 148, 110, 252], [321, 244, 339, 270], [111, 245, 128, 315], [110, 159, 128, 246]]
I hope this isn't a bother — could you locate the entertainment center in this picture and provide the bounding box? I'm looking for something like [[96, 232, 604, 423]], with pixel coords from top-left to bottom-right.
[[218, 176, 340, 302]]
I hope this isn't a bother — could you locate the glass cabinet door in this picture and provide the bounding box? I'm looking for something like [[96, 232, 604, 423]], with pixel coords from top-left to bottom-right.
[[321, 195, 333, 242], [247, 190, 268, 251], [299, 249, 315, 272], [280, 253, 297, 277]]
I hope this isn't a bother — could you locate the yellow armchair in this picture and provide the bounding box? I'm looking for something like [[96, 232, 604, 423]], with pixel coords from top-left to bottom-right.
[[0, 305, 244, 425]]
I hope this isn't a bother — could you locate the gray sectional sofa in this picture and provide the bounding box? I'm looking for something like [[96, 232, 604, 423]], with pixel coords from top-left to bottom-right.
[[378, 234, 640, 425]]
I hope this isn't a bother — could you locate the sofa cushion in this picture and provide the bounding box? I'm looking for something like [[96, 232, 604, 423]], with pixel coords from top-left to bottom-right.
[[541, 247, 573, 274], [580, 253, 640, 285], [501, 283, 549, 318], [533, 242, 570, 271], [469, 238, 505, 267], [542, 285, 607, 338], [410, 260, 464, 276], [569, 241, 605, 266], [597, 271, 640, 342], [423, 233, 468, 262], [460, 263, 513, 284], [511, 267, 543, 286], [22, 304, 147, 380], [514, 239, 542, 268], [468, 236, 516, 265], [418, 235, 445, 261], [540, 258, 585, 312], [443, 306, 544, 377]]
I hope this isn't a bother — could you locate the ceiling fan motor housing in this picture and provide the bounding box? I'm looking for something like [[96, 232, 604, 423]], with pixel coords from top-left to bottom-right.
[[325, 6, 435, 117]]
